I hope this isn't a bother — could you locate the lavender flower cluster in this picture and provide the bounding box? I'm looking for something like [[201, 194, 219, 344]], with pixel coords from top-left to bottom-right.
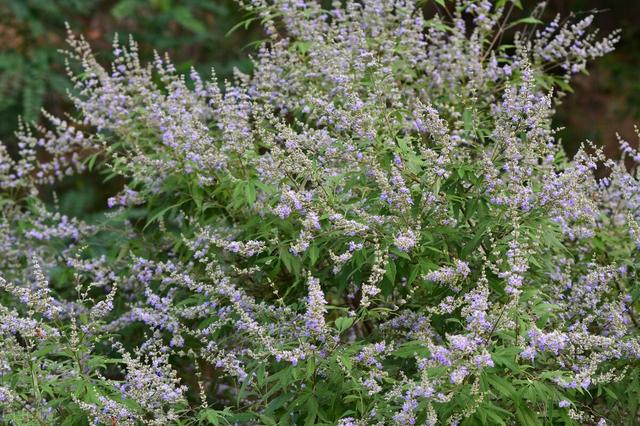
[[0, 0, 637, 425]]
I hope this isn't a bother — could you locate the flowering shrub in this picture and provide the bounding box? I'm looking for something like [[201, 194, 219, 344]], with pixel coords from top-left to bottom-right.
[[1, 0, 638, 425]]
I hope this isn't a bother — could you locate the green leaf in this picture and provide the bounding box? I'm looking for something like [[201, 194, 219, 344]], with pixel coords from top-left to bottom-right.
[[492, 347, 522, 372], [264, 393, 290, 414], [477, 402, 512, 425], [390, 247, 411, 260], [226, 14, 260, 37], [385, 259, 396, 284], [510, 17, 543, 27], [245, 182, 256, 206], [86, 152, 99, 171], [257, 414, 276, 426], [484, 373, 519, 400], [112, 0, 138, 18], [335, 316, 354, 332], [308, 244, 320, 266], [304, 397, 318, 426], [227, 413, 257, 423], [173, 6, 206, 34], [339, 355, 353, 371], [392, 341, 430, 358], [192, 184, 205, 209], [199, 408, 220, 426], [143, 199, 188, 231], [61, 410, 87, 426], [555, 78, 574, 93], [407, 265, 421, 286], [463, 108, 473, 134], [305, 357, 316, 380], [515, 405, 542, 426], [294, 41, 311, 55]]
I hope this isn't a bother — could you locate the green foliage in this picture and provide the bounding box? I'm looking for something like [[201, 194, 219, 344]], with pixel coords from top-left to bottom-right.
[[0, 0, 639, 425]]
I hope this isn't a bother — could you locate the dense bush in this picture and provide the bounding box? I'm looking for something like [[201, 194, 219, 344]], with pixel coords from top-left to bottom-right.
[[1, 0, 639, 424]]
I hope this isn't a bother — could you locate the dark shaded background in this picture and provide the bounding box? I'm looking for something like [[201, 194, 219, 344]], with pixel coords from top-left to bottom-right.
[[547, 0, 640, 159], [0, 0, 638, 215]]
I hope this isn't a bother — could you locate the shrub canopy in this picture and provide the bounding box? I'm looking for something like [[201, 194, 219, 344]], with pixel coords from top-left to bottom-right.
[[0, 1, 638, 425]]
